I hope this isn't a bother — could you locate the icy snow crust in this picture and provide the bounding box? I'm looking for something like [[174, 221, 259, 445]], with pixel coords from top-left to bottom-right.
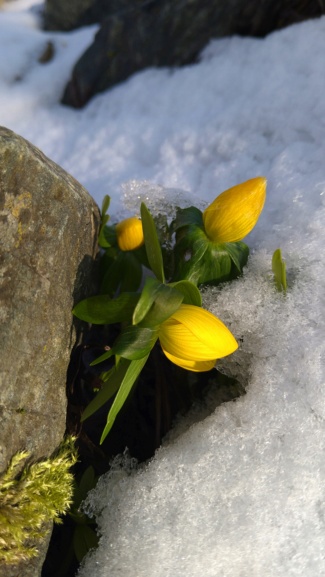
[[79, 251, 325, 577], [78, 22, 325, 577], [1, 3, 325, 575]]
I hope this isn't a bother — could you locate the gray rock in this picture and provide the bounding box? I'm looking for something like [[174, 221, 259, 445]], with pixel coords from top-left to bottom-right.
[[43, 0, 134, 31], [43, 0, 103, 31], [44, 0, 324, 32], [0, 126, 100, 575], [60, 0, 324, 108]]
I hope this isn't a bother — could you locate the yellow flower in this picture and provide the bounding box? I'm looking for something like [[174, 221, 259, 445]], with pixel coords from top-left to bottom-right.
[[202, 177, 267, 243], [158, 304, 238, 372], [115, 217, 144, 251]]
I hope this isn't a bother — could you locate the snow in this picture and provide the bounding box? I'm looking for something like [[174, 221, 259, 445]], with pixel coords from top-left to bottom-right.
[[1, 1, 325, 575]]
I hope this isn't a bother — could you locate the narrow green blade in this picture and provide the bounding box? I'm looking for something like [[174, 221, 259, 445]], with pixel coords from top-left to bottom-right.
[[132, 277, 161, 325], [140, 203, 165, 283], [272, 248, 287, 292], [81, 359, 130, 421], [100, 355, 149, 443]]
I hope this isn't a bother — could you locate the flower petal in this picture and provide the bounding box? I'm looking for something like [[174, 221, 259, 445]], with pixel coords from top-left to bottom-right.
[[161, 346, 216, 372], [159, 304, 238, 361], [203, 177, 266, 243], [115, 217, 144, 251]]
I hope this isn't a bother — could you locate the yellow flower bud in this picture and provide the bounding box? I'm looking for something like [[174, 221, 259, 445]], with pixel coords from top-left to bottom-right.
[[203, 177, 267, 243], [115, 217, 144, 251], [158, 304, 238, 372]]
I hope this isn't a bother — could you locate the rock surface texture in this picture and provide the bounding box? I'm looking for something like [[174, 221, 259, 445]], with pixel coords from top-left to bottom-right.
[[44, 0, 324, 32], [57, 0, 324, 108], [0, 126, 100, 576], [43, 0, 129, 31]]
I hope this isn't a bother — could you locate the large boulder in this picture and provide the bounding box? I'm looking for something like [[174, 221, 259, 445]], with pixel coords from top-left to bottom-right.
[[43, 0, 134, 31], [0, 127, 100, 576], [44, 0, 323, 32], [60, 0, 324, 108]]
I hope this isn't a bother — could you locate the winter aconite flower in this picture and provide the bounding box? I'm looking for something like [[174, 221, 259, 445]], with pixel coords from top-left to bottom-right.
[[115, 217, 144, 251], [158, 304, 238, 372], [203, 177, 267, 243]]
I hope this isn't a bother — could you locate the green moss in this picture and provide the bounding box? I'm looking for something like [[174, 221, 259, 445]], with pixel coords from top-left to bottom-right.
[[0, 436, 78, 565]]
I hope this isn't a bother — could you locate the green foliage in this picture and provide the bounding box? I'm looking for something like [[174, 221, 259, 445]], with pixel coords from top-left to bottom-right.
[[272, 248, 287, 293], [72, 292, 140, 324], [110, 325, 159, 359], [0, 436, 77, 565], [171, 205, 204, 229], [168, 280, 202, 307], [73, 188, 267, 443], [99, 355, 150, 443], [98, 195, 111, 248], [141, 202, 166, 283], [132, 277, 163, 325], [134, 278, 184, 328], [171, 207, 249, 285], [100, 250, 143, 295], [81, 361, 130, 421], [73, 524, 98, 563]]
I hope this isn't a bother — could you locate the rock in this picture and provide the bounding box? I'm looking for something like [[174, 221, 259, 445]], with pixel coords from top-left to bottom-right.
[[43, 0, 102, 31], [0, 127, 100, 576], [43, 0, 133, 31], [60, 0, 324, 108], [44, 0, 323, 32]]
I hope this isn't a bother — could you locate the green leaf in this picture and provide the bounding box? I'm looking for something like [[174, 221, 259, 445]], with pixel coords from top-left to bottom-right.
[[98, 196, 112, 248], [224, 241, 249, 272], [172, 225, 218, 284], [112, 325, 158, 359], [100, 366, 115, 382], [140, 203, 165, 283], [100, 251, 143, 296], [100, 355, 149, 443], [98, 224, 117, 249], [78, 466, 96, 501], [98, 220, 111, 248], [272, 248, 287, 292], [168, 280, 202, 306], [73, 524, 99, 563], [171, 206, 203, 231], [81, 359, 131, 421], [138, 283, 184, 328], [73, 466, 96, 508], [132, 277, 162, 325], [172, 224, 248, 286], [133, 277, 185, 327], [119, 252, 143, 293], [101, 195, 111, 217], [73, 292, 140, 324], [100, 252, 124, 295], [90, 349, 114, 366]]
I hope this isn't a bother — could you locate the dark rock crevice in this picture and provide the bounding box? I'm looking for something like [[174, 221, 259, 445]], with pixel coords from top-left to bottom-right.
[[48, 0, 325, 108]]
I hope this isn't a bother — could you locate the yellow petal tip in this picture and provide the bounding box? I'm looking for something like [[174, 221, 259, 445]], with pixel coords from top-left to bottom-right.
[[203, 177, 267, 243]]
